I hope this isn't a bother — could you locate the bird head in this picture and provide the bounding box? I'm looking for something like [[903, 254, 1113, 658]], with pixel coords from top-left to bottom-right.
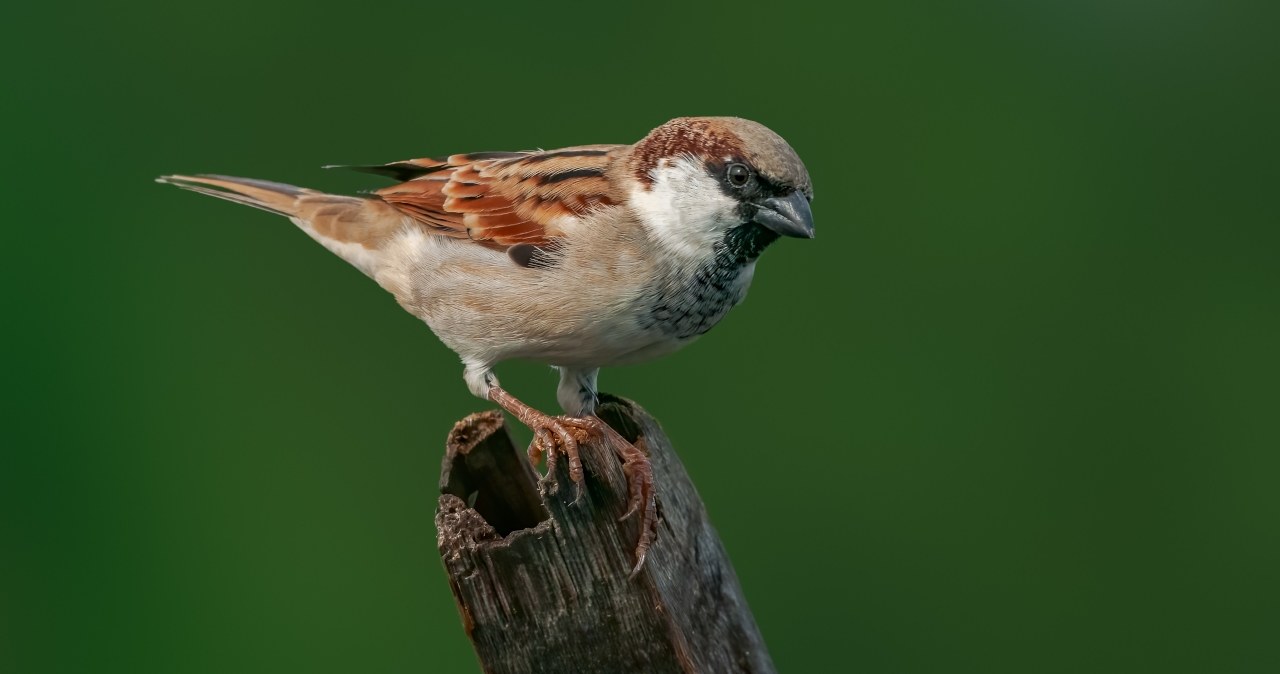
[[626, 117, 814, 259]]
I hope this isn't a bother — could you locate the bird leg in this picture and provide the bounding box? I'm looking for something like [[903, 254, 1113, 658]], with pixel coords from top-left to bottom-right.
[[487, 385, 658, 575]]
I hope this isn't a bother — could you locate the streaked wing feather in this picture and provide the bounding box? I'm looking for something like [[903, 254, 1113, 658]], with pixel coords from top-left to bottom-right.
[[374, 145, 624, 249]]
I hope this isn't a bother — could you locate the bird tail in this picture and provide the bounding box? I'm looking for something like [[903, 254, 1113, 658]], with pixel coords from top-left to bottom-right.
[[156, 174, 315, 218], [157, 173, 408, 277]]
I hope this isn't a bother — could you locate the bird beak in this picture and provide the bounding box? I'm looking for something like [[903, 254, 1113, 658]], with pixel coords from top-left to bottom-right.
[[752, 191, 815, 239]]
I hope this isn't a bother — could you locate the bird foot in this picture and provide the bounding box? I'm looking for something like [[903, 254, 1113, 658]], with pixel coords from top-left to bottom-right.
[[568, 415, 658, 576], [617, 436, 657, 577], [487, 386, 658, 575], [524, 414, 595, 500]]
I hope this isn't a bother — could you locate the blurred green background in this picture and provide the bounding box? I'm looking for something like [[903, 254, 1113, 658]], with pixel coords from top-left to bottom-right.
[[3, 1, 1278, 672]]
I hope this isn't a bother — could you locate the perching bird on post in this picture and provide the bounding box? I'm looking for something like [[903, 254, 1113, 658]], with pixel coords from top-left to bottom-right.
[[158, 116, 815, 572]]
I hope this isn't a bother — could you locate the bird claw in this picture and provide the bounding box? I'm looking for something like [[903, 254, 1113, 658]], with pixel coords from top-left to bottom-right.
[[563, 417, 658, 575], [529, 427, 560, 494], [615, 437, 657, 578], [532, 416, 657, 574], [523, 413, 589, 497], [491, 386, 657, 575]]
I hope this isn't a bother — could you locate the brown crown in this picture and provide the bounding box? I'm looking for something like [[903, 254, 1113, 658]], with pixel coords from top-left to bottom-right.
[[631, 117, 811, 194]]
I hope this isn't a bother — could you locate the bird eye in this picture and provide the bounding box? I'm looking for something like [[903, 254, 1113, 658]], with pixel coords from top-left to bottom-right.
[[726, 163, 751, 188]]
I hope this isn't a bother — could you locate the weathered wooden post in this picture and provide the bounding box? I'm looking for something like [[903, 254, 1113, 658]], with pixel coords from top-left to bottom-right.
[[436, 395, 775, 674]]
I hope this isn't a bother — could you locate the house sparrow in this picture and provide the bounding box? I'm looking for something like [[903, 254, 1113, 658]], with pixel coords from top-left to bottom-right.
[[158, 117, 814, 573]]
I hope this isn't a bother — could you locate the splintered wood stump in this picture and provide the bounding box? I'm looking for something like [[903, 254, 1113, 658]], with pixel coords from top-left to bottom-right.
[[435, 395, 775, 674]]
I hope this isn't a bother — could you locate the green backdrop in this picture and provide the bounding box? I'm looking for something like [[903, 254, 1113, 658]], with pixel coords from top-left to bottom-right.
[[4, 1, 1278, 672]]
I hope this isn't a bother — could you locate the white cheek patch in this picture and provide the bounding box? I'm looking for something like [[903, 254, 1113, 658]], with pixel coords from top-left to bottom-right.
[[629, 156, 741, 259]]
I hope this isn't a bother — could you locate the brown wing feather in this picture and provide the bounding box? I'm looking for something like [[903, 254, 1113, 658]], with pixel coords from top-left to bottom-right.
[[373, 145, 624, 250]]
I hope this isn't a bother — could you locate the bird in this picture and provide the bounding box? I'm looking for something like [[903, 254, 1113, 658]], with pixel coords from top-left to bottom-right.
[[158, 116, 814, 574]]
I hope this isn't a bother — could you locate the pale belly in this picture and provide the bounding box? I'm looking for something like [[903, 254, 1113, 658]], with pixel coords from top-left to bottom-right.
[[375, 228, 754, 368]]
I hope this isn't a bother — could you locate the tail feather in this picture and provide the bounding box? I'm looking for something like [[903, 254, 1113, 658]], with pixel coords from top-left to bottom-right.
[[156, 174, 313, 217], [157, 173, 410, 278]]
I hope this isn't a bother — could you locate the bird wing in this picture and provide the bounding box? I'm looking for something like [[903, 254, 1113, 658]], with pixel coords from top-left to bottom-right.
[[363, 145, 625, 250]]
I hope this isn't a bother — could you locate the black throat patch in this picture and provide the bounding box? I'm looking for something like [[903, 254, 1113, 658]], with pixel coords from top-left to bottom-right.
[[640, 223, 780, 340], [720, 221, 780, 264]]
